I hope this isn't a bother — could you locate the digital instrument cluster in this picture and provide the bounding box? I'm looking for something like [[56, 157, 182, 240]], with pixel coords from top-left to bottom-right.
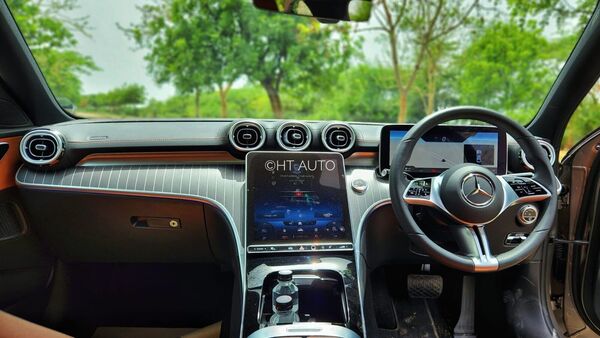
[[380, 125, 507, 175]]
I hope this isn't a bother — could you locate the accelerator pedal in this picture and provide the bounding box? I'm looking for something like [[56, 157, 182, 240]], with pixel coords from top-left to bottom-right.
[[407, 274, 443, 299]]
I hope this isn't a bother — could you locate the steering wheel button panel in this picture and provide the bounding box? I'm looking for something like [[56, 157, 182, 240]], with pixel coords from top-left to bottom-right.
[[405, 178, 432, 198]]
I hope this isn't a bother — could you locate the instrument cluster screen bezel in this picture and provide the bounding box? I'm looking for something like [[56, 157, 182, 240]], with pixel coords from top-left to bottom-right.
[[379, 124, 508, 175]]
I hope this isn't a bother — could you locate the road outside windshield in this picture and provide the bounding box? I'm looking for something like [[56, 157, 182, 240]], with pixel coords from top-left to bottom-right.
[[6, 0, 597, 152]]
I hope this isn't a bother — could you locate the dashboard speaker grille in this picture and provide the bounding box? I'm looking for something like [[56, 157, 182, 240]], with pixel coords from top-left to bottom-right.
[[322, 123, 355, 153]]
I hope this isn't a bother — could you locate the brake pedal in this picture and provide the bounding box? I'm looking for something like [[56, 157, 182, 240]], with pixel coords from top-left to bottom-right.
[[407, 274, 443, 299]]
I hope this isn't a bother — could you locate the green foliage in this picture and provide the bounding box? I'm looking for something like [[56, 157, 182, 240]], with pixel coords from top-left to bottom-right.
[[123, 0, 248, 116], [562, 84, 600, 151], [80, 84, 146, 111], [6, 0, 97, 103], [124, 0, 355, 118], [451, 21, 556, 120]]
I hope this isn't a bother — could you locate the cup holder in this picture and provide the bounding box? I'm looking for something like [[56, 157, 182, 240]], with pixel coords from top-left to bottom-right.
[[259, 269, 348, 326]]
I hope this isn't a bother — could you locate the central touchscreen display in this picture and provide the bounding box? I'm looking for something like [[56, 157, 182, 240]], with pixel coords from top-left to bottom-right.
[[246, 152, 351, 247]]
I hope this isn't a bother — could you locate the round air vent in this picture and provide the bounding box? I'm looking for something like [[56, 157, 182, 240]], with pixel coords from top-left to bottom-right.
[[277, 121, 312, 151], [229, 121, 266, 152], [322, 123, 356, 153], [520, 139, 556, 170], [20, 130, 64, 166]]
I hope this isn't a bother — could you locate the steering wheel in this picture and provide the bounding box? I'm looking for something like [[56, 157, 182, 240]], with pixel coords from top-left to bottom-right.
[[390, 106, 558, 273]]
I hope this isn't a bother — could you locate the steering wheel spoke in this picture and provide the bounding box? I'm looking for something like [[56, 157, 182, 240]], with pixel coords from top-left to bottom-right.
[[468, 226, 498, 272], [498, 174, 551, 209], [452, 226, 498, 272]]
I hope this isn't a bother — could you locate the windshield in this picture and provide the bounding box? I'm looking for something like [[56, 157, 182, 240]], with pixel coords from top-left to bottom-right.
[[6, 0, 594, 124]]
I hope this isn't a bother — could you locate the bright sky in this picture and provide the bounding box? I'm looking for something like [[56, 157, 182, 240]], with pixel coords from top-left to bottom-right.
[[71, 0, 176, 100]]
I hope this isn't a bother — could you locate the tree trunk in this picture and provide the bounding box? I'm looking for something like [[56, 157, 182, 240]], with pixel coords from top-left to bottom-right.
[[388, 31, 407, 123], [218, 86, 230, 118], [262, 81, 283, 119], [426, 59, 437, 115], [194, 89, 200, 118], [398, 90, 408, 123]]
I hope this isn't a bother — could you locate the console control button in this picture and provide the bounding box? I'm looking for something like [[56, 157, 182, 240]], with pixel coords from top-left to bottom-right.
[[517, 204, 539, 225], [248, 243, 354, 253], [504, 177, 546, 197], [351, 179, 369, 194]]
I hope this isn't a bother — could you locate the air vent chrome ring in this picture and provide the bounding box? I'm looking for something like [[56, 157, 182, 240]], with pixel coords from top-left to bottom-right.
[[322, 123, 356, 153], [228, 120, 266, 152], [520, 139, 556, 170], [276, 121, 312, 151], [20, 129, 64, 166]]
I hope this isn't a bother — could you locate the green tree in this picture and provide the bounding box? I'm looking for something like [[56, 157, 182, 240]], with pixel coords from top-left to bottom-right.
[[451, 21, 556, 121], [240, 7, 356, 118], [83, 83, 146, 112], [6, 0, 97, 103], [507, 0, 596, 27], [371, 0, 480, 122], [125, 0, 251, 118]]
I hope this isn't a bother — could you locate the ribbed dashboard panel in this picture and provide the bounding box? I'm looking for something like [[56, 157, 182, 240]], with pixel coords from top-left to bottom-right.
[[16, 165, 246, 239], [16, 165, 391, 244]]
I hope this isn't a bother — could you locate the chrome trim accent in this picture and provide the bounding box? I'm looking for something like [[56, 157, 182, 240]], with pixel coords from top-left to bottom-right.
[[20, 130, 64, 166], [276, 121, 312, 151], [469, 227, 499, 272], [520, 139, 556, 170], [229, 120, 266, 152], [321, 123, 356, 153], [247, 323, 360, 338], [460, 173, 495, 207], [15, 166, 247, 338]]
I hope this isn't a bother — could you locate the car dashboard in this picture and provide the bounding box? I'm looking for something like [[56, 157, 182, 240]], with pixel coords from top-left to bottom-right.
[[14, 118, 556, 337]]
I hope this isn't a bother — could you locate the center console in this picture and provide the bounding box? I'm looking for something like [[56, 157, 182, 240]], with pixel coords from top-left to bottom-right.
[[243, 152, 362, 337]]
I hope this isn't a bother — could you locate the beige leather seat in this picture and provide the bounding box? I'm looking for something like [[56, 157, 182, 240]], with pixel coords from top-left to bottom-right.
[[0, 311, 221, 338]]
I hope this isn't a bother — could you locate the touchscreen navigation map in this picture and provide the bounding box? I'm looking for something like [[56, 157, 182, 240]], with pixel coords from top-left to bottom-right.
[[246, 152, 351, 248]]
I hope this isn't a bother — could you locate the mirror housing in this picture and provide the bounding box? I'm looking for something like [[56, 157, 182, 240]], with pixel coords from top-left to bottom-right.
[[253, 0, 372, 23]]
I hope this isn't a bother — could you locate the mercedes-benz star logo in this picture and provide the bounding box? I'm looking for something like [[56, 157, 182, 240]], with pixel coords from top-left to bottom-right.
[[461, 173, 495, 207]]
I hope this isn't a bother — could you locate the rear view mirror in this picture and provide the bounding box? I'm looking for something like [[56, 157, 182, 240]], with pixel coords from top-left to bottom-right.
[[253, 0, 372, 22]]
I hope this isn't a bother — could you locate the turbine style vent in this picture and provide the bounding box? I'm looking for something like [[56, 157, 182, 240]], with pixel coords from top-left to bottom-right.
[[277, 121, 312, 151], [229, 121, 266, 151], [520, 139, 556, 170], [20, 130, 64, 166], [322, 123, 356, 153]]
